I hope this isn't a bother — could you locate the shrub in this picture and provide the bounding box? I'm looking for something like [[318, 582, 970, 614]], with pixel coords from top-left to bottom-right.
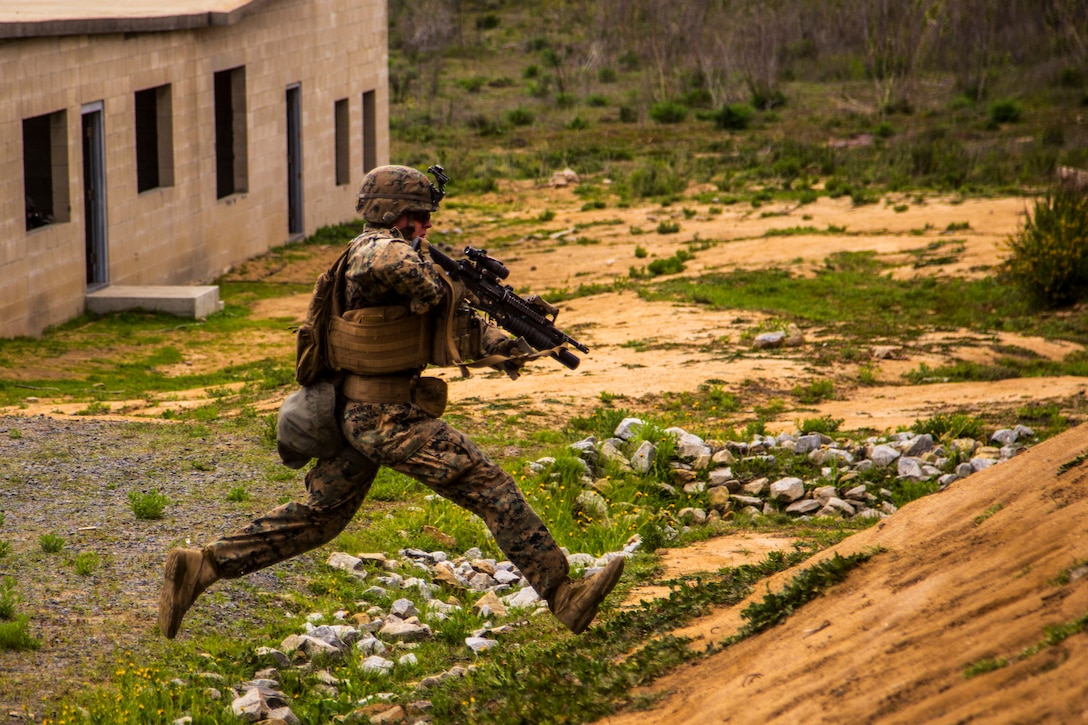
[[598, 67, 617, 83], [0, 616, 39, 651], [0, 577, 16, 619], [626, 161, 687, 198], [656, 221, 680, 234], [649, 101, 688, 124], [792, 379, 834, 404], [475, 13, 500, 30], [457, 76, 487, 93], [913, 413, 986, 441], [74, 552, 100, 576], [988, 99, 1022, 124], [715, 102, 755, 130], [227, 486, 250, 503], [646, 250, 693, 276], [1001, 188, 1088, 308], [618, 105, 638, 123], [40, 534, 64, 553], [129, 489, 170, 520], [505, 107, 534, 126], [798, 415, 843, 435]]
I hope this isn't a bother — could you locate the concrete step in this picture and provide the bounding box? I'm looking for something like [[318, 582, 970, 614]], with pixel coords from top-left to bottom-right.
[[85, 285, 223, 319]]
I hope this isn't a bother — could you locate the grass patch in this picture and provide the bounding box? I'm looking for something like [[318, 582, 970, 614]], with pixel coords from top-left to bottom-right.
[[730, 550, 878, 637], [973, 503, 1003, 526], [0, 616, 40, 652], [128, 489, 170, 520], [73, 551, 101, 576], [39, 534, 65, 554]]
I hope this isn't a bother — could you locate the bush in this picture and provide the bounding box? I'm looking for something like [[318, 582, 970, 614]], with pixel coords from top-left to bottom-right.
[[74, 552, 100, 576], [475, 13, 500, 30], [505, 107, 534, 126], [555, 92, 577, 109], [715, 102, 755, 130], [913, 413, 986, 441], [645, 250, 693, 276], [457, 76, 487, 93], [0, 577, 16, 619], [129, 489, 170, 520], [798, 415, 843, 435], [988, 99, 1022, 124], [626, 161, 687, 198], [1001, 188, 1088, 308], [0, 616, 39, 652], [649, 101, 688, 124], [227, 486, 250, 503], [40, 534, 64, 553]]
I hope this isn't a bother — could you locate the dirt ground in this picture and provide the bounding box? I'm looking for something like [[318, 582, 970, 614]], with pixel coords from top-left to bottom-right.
[[602, 423, 1088, 725], [6, 185, 1088, 721]]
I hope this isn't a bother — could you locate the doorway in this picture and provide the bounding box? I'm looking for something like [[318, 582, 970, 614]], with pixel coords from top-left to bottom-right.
[[286, 83, 303, 237], [82, 101, 108, 289]]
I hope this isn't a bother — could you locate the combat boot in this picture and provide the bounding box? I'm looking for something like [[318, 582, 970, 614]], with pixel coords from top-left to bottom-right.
[[158, 548, 220, 639], [548, 556, 625, 635]]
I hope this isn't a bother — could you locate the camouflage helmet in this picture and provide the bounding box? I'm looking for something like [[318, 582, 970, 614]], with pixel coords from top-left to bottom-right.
[[355, 165, 443, 225]]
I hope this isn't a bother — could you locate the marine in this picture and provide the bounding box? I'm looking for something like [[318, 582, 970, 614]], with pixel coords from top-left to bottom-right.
[[159, 164, 624, 639]]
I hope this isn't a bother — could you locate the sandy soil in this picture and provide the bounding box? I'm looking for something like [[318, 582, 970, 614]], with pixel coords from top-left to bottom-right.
[[601, 423, 1088, 725]]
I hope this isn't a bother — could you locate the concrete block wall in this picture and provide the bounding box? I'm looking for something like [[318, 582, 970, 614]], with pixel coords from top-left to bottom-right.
[[0, 0, 389, 338]]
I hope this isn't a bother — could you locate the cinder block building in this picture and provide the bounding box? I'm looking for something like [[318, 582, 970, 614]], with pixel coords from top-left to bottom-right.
[[1, 0, 389, 338]]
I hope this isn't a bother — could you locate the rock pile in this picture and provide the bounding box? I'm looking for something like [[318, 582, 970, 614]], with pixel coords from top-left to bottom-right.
[[201, 544, 631, 724], [556, 417, 1035, 528]]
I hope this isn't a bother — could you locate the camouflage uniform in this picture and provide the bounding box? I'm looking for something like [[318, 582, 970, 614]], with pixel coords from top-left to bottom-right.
[[205, 225, 570, 601]]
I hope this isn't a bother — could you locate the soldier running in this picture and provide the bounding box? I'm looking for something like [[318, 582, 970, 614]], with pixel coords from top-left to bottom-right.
[[158, 165, 624, 639]]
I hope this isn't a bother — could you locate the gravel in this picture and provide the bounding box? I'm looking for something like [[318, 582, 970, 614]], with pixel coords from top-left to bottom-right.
[[0, 414, 313, 716]]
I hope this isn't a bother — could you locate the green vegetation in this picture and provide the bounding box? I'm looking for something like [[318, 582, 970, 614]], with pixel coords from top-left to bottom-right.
[[973, 504, 1003, 526], [73, 552, 101, 576], [39, 534, 64, 554], [0, 577, 16, 619], [128, 490, 170, 520], [964, 610, 1088, 679], [729, 550, 877, 637], [226, 486, 250, 503], [913, 413, 987, 441], [0, 578, 38, 653], [1001, 187, 1088, 308], [647, 251, 1088, 349]]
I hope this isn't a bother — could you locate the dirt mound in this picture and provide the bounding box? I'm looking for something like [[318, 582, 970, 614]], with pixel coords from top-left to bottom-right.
[[601, 423, 1088, 724]]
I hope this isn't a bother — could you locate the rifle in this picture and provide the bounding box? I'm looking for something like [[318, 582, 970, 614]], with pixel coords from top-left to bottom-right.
[[423, 243, 589, 370]]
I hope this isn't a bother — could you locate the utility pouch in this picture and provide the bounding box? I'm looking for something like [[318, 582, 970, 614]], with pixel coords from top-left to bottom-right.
[[413, 376, 448, 418]]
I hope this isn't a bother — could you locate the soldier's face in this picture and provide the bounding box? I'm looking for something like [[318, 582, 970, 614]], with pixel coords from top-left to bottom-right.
[[399, 212, 432, 239]]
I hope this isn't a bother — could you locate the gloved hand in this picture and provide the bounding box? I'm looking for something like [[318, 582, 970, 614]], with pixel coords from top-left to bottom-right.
[[413, 238, 433, 262], [486, 334, 530, 380]]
